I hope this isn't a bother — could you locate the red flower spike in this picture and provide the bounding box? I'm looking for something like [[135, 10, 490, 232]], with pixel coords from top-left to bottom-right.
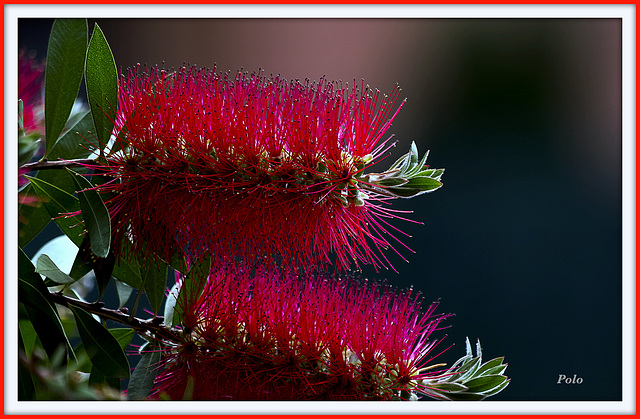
[[94, 65, 442, 271], [150, 267, 451, 401]]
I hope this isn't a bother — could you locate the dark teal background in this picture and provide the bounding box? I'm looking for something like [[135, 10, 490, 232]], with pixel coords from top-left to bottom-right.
[[20, 17, 623, 401]]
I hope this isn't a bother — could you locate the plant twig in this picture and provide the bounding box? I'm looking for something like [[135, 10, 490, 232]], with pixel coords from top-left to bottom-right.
[[21, 158, 96, 172], [50, 291, 182, 344]]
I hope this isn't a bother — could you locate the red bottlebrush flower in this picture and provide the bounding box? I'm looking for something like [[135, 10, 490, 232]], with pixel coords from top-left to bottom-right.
[[94, 65, 443, 272], [18, 49, 45, 133], [150, 267, 451, 401]]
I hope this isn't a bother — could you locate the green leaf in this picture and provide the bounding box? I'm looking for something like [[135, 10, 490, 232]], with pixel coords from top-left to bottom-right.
[[35, 254, 77, 284], [69, 236, 93, 280], [18, 99, 24, 131], [93, 252, 116, 300], [18, 183, 50, 248], [110, 328, 135, 350], [69, 306, 130, 378], [18, 248, 75, 363], [18, 133, 41, 167], [163, 281, 180, 327], [464, 375, 509, 394], [26, 175, 84, 247], [385, 177, 442, 198], [66, 168, 111, 258], [409, 141, 419, 166], [388, 150, 412, 172], [18, 327, 37, 401], [416, 168, 445, 181], [85, 23, 118, 150], [475, 357, 506, 376], [74, 328, 131, 374], [89, 366, 121, 391], [115, 280, 134, 309], [173, 253, 211, 325], [127, 348, 163, 400], [69, 234, 114, 299], [457, 357, 481, 382], [18, 310, 38, 356], [74, 327, 135, 373], [19, 279, 70, 363], [479, 364, 508, 377], [375, 177, 408, 187], [169, 253, 189, 274], [482, 377, 511, 396], [44, 18, 88, 156], [18, 304, 38, 357], [429, 382, 469, 392], [47, 111, 97, 160], [142, 261, 168, 316], [405, 176, 443, 191], [112, 256, 142, 289]]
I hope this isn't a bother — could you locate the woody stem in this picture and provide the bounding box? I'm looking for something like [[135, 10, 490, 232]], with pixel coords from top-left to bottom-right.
[[50, 291, 183, 344], [21, 158, 96, 172]]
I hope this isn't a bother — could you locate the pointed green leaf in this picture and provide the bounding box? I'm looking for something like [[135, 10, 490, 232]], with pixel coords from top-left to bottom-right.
[[47, 111, 97, 160], [404, 176, 443, 191], [115, 280, 134, 309], [93, 252, 116, 299], [142, 261, 168, 316], [26, 175, 84, 247], [35, 254, 77, 284], [409, 141, 419, 166], [18, 327, 37, 401], [112, 256, 142, 289], [163, 281, 180, 327], [18, 304, 38, 357], [375, 177, 408, 187], [387, 177, 442, 198], [18, 248, 75, 363], [127, 348, 163, 400], [174, 253, 211, 325], [18, 183, 50, 248], [66, 168, 111, 258], [429, 382, 469, 392], [18, 99, 24, 132], [416, 168, 444, 181], [388, 150, 411, 172], [74, 327, 135, 373], [169, 253, 189, 275], [19, 278, 71, 363], [89, 366, 121, 391], [457, 357, 481, 381], [482, 377, 511, 396], [479, 364, 508, 378], [464, 375, 509, 394], [69, 306, 130, 378], [18, 133, 41, 167], [475, 357, 506, 376], [85, 23, 118, 150], [110, 328, 135, 350], [44, 18, 88, 156], [69, 236, 93, 280]]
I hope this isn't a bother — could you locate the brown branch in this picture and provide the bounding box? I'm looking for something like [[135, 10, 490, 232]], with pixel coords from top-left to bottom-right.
[[21, 158, 97, 172], [50, 292, 183, 344]]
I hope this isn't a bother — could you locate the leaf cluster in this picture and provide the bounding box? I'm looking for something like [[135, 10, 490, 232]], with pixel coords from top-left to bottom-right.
[[17, 18, 177, 401], [421, 338, 511, 401], [361, 141, 444, 198]]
